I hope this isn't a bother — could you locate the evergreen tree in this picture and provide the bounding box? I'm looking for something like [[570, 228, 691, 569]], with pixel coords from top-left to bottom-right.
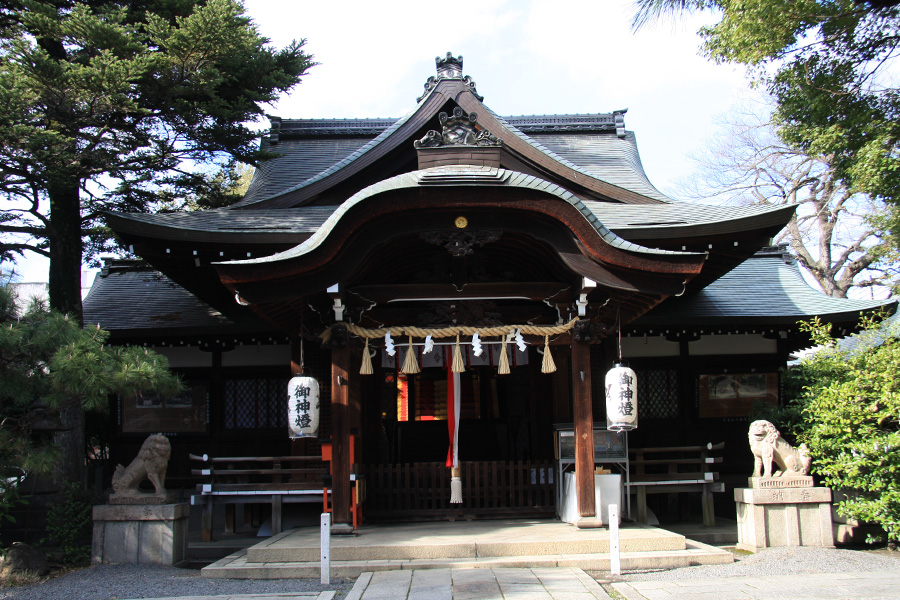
[[0, 0, 314, 320], [632, 1, 900, 207]]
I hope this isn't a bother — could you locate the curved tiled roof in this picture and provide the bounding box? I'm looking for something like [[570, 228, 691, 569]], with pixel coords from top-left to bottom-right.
[[220, 165, 698, 269], [111, 207, 335, 239], [108, 200, 790, 247], [83, 266, 235, 332], [234, 107, 420, 208], [485, 109, 672, 203], [584, 202, 796, 240], [532, 132, 670, 202], [87, 250, 893, 336], [633, 250, 896, 326], [233, 102, 673, 209], [243, 138, 373, 205], [836, 311, 900, 355]]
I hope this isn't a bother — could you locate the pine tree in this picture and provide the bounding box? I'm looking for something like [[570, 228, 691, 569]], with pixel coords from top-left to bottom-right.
[[0, 0, 314, 319], [0, 284, 181, 513]]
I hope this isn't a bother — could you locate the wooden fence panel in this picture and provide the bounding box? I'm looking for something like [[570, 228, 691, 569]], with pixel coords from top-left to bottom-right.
[[361, 460, 555, 520]]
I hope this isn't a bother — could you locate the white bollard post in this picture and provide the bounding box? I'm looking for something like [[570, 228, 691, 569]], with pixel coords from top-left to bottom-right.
[[321, 512, 331, 585], [609, 504, 621, 576]]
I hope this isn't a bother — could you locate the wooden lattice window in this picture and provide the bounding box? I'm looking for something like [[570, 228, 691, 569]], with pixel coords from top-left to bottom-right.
[[636, 369, 679, 419], [223, 378, 289, 429]]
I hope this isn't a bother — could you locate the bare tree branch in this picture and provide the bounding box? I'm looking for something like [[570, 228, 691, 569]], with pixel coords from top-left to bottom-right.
[[681, 98, 897, 297]]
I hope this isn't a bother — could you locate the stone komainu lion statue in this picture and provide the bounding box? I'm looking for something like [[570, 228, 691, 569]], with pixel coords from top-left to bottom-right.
[[112, 434, 171, 495], [748, 420, 812, 478]]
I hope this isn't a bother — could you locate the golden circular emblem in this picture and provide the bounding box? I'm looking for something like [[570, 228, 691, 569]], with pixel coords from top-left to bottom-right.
[[454, 216, 468, 229]]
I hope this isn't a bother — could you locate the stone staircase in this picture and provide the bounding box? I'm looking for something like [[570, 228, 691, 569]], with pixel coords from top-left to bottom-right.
[[201, 519, 734, 578]]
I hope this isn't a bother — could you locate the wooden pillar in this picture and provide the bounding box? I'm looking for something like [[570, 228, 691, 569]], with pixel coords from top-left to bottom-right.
[[679, 335, 693, 425], [210, 347, 224, 457], [572, 323, 595, 518], [329, 325, 352, 525], [271, 495, 283, 535], [204, 343, 223, 540], [348, 342, 362, 467], [201, 496, 213, 542]]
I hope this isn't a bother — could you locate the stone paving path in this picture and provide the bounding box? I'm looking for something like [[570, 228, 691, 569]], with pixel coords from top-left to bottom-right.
[[118, 566, 900, 600], [122, 594, 336, 600], [611, 569, 900, 600], [346, 567, 611, 600]]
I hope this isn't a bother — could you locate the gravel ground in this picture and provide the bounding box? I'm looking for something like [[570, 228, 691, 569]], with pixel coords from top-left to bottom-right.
[[0, 564, 354, 600], [1, 546, 898, 599], [615, 545, 900, 581]]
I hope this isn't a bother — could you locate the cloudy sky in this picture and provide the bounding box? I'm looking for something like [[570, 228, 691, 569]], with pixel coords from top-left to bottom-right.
[[245, 0, 747, 189], [19, 0, 751, 282]]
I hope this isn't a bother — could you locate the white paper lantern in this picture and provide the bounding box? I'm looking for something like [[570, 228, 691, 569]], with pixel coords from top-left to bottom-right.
[[605, 363, 638, 432], [288, 375, 320, 438]]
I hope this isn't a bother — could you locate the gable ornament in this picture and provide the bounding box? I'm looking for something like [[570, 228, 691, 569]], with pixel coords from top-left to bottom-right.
[[417, 52, 483, 102], [414, 107, 501, 149], [420, 229, 502, 257]]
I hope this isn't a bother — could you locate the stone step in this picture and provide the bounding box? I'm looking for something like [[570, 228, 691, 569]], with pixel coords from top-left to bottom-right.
[[248, 532, 687, 562], [189, 542, 259, 561], [247, 522, 688, 563], [664, 519, 739, 546], [203, 540, 733, 579]]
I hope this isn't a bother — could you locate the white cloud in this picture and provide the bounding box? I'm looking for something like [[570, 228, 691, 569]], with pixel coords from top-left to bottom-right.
[[244, 0, 749, 191]]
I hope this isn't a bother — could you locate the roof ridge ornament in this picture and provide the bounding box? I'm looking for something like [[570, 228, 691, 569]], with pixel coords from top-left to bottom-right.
[[613, 109, 627, 138], [417, 52, 484, 103], [414, 107, 501, 148], [266, 114, 282, 144], [436, 52, 463, 78]]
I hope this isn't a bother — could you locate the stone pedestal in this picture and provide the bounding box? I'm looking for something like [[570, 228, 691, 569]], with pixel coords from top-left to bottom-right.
[[735, 486, 834, 552], [92, 503, 188, 565]]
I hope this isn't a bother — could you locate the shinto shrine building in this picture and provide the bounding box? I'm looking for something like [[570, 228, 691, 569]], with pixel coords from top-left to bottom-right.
[[88, 53, 895, 529]]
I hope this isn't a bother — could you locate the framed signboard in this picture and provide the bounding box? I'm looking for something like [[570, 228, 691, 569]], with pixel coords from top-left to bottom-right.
[[122, 383, 208, 433], [698, 373, 778, 418]]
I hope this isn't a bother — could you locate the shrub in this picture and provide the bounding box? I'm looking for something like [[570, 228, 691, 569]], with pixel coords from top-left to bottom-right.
[[42, 484, 95, 565], [785, 315, 900, 544]]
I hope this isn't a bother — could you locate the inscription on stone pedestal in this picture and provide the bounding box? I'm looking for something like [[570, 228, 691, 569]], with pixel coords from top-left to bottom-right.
[[749, 476, 814, 489], [109, 492, 173, 505]]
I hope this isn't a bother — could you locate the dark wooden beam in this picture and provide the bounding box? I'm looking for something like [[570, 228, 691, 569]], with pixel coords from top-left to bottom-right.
[[348, 282, 573, 304], [357, 304, 561, 330]]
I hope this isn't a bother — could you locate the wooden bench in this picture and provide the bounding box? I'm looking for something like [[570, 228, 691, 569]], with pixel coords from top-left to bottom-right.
[[627, 442, 725, 527], [189, 454, 328, 540]]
